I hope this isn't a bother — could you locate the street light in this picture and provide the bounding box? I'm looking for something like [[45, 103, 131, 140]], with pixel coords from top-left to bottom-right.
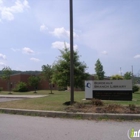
[[69, 0, 74, 104]]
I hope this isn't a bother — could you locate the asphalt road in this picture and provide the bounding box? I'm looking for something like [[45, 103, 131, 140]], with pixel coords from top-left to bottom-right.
[[0, 114, 140, 140]]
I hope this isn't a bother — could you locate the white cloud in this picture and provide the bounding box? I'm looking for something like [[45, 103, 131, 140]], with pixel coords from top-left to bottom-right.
[[11, 48, 20, 52], [23, 0, 29, 8], [101, 51, 108, 55], [0, 0, 30, 21], [52, 41, 78, 50], [30, 57, 40, 62], [0, 53, 6, 59], [0, 0, 3, 5], [0, 62, 5, 66], [22, 47, 34, 54], [51, 27, 78, 38], [40, 24, 48, 32], [134, 54, 140, 58]]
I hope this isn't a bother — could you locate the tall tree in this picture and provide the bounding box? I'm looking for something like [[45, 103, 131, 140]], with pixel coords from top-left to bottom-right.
[[124, 72, 132, 80], [52, 46, 89, 89], [95, 59, 105, 80], [2, 66, 12, 94], [28, 75, 41, 93], [41, 64, 53, 94]]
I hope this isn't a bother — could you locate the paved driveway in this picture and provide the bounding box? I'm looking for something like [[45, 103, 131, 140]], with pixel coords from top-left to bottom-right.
[[0, 98, 23, 102], [0, 95, 47, 102]]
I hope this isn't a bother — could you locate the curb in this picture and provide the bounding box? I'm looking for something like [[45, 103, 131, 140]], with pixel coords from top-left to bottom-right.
[[0, 108, 140, 120]]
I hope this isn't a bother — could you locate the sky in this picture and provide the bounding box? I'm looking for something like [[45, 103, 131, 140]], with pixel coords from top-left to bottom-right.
[[0, 0, 140, 76]]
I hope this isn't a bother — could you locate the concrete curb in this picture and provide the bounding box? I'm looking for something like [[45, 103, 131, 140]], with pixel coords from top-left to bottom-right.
[[0, 108, 140, 120]]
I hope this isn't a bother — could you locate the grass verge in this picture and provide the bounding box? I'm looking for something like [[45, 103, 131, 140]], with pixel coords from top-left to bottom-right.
[[0, 90, 140, 112]]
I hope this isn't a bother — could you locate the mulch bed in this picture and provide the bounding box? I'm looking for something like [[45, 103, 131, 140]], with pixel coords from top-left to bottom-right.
[[65, 104, 140, 114]]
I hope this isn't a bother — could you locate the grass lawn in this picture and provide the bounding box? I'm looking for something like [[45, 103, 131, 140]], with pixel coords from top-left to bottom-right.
[[0, 90, 85, 111], [0, 90, 140, 111]]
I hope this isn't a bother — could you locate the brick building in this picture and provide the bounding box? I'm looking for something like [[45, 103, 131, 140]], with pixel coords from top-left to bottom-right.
[[0, 73, 57, 91]]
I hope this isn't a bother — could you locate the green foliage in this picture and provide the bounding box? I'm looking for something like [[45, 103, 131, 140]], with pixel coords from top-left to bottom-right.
[[1, 66, 12, 81], [0, 87, 3, 92], [13, 82, 28, 92], [1, 66, 12, 93], [132, 85, 139, 93], [95, 59, 105, 80], [28, 76, 41, 93], [91, 98, 104, 106], [110, 74, 123, 80], [129, 104, 136, 111], [124, 71, 132, 80], [41, 64, 53, 93], [52, 44, 88, 88], [58, 87, 67, 91], [41, 64, 53, 81]]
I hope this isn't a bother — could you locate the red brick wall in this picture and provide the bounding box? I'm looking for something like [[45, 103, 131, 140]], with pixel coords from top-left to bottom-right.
[[0, 73, 54, 91], [0, 78, 8, 90]]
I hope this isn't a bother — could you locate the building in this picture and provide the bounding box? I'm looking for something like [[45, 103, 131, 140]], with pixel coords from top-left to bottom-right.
[[0, 73, 57, 91]]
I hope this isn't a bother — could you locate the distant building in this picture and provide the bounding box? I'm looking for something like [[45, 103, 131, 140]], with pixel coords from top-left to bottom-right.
[[0, 73, 57, 91]]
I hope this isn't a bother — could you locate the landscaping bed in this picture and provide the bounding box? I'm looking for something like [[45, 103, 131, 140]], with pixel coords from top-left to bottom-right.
[[65, 103, 140, 114]]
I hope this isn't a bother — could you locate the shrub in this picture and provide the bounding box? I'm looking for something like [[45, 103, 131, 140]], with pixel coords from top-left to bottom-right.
[[129, 104, 136, 111], [58, 87, 67, 91], [13, 82, 28, 92], [132, 85, 139, 93], [91, 98, 104, 106], [0, 87, 3, 92], [110, 74, 123, 80]]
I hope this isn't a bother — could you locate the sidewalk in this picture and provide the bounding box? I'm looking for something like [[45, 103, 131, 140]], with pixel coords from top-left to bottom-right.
[[0, 95, 47, 98]]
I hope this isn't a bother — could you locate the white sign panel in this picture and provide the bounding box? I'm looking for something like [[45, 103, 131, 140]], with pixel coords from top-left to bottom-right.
[[85, 80, 132, 99], [85, 80, 93, 98]]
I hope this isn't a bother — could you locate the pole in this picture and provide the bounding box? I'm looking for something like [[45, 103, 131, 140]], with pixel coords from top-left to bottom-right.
[[120, 67, 122, 76], [132, 65, 133, 85], [69, 0, 74, 104]]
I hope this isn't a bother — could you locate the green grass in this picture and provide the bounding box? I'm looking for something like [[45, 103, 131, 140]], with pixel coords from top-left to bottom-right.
[[0, 90, 85, 111], [0, 90, 140, 111]]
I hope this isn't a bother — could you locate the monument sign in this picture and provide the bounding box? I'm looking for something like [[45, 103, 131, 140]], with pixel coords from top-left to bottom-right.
[[85, 80, 132, 101]]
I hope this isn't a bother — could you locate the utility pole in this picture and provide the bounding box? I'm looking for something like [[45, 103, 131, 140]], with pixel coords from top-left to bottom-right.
[[132, 65, 134, 85], [120, 67, 122, 76], [69, 0, 74, 104]]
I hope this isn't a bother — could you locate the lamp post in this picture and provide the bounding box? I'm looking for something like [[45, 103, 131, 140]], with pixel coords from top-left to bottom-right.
[[69, 0, 74, 104]]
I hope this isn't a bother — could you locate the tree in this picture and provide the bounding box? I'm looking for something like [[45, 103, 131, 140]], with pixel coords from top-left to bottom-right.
[[1, 66, 12, 94], [95, 59, 105, 80], [110, 74, 123, 80], [41, 64, 53, 94], [28, 75, 41, 93], [52, 45, 89, 89], [124, 72, 132, 80]]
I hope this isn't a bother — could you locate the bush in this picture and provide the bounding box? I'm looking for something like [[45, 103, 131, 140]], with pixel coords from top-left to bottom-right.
[[13, 82, 28, 92], [129, 104, 136, 111], [110, 74, 123, 80], [0, 87, 3, 92], [132, 85, 139, 93], [58, 87, 67, 91], [91, 98, 104, 106]]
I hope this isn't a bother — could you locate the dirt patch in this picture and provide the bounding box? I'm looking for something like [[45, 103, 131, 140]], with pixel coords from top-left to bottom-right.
[[65, 103, 140, 114]]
